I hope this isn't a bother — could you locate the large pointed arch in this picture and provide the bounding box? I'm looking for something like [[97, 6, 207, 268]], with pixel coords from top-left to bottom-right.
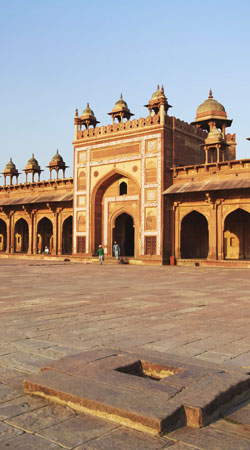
[[181, 210, 208, 259], [0, 219, 7, 252], [224, 208, 250, 260], [37, 217, 53, 254], [62, 215, 72, 254], [14, 218, 29, 253], [91, 168, 140, 254]]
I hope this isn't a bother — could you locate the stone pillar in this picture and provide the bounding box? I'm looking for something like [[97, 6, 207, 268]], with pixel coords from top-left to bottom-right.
[[174, 203, 181, 259], [217, 201, 224, 260], [27, 214, 33, 254], [159, 103, 165, 125], [33, 211, 38, 254], [208, 205, 217, 260], [6, 215, 10, 253], [51, 212, 57, 255], [74, 124, 78, 140], [57, 209, 62, 255], [10, 213, 15, 253]]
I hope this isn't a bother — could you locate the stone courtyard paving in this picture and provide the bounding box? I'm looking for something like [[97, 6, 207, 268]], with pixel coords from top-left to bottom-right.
[[0, 259, 250, 449]]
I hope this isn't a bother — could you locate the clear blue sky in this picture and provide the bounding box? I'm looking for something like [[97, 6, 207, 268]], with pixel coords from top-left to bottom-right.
[[0, 0, 250, 181]]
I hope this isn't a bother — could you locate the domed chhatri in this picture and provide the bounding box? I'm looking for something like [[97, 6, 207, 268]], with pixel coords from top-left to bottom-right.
[[51, 149, 64, 163], [108, 94, 134, 123], [2, 158, 19, 186], [192, 89, 232, 133], [25, 154, 40, 170], [206, 126, 224, 142], [81, 103, 96, 119], [4, 157, 17, 172], [203, 125, 229, 164], [151, 84, 164, 100], [196, 89, 226, 116], [47, 149, 68, 180], [145, 84, 172, 119], [24, 154, 42, 183], [75, 103, 100, 132]]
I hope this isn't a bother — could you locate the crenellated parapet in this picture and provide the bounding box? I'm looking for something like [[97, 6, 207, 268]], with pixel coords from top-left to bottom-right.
[[173, 117, 207, 139], [76, 114, 161, 140], [171, 158, 250, 181]]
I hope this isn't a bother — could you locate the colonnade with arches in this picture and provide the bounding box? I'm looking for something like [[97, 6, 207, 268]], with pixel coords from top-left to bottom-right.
[[0, 210, 73, 255], [172, 201, 250, 261]]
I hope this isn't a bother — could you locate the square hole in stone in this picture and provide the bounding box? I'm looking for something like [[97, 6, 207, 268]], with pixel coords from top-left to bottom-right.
[[115, 360, 182, 381]]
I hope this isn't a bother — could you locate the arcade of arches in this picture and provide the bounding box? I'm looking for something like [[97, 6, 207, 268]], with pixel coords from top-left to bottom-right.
[[0, 213, 73, 255], [173, 204, 250, 262]]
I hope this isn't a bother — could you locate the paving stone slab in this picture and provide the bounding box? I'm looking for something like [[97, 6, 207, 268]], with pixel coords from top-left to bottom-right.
[[0, 432, 63, 449], [82, 427, 174, 449], [167, 425, 250, 450], [0, 394, 45, 420], [0, 421, 23, 442], [5, 403, 76, 433], [37, 414, 119, 449]]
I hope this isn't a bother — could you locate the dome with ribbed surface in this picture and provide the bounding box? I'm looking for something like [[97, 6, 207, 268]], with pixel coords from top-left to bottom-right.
[[112, 94, 129, 112], [5, 158, 16, 170], [151, 85, 163, 100], [27, 154, 39, 166], [52, 149, 63, 163], [196, 90, 226, 116], [81, 103, 95, 118], [207, 127, 223, 140]]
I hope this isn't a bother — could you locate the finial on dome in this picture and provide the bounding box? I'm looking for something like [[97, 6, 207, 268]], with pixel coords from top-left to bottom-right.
[[120, 93, 123, 100], [86, 102, 89, 108], [209, 89, 213, 99], [161, 85, 164, 95], [157, 84, 160, 90], [75, 108, 78, 117]]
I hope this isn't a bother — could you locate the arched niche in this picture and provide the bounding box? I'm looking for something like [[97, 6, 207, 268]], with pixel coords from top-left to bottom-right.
[[181, 211, 208, 259], [224, 208, 250, 260]]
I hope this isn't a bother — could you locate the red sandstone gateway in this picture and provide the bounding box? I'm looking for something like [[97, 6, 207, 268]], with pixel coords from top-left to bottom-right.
[[0, 87, 250, 265]]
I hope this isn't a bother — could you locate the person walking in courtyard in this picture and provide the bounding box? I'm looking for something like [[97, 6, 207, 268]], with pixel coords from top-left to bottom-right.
[[97, 244, 104, 265], [113, 241, 120, 260]]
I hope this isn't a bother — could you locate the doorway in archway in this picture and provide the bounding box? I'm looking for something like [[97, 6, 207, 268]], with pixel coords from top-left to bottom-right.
[[113, 213, 134, 257]]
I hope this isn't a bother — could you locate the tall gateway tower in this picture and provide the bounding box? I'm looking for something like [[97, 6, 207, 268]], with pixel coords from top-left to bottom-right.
[[72, 87, 207, 263]]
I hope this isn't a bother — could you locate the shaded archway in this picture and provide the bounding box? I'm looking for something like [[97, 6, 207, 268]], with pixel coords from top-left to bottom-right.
[[14, 218, 29, 253], [181, 211, 208, 259], [62, 216, 72, 254], [113, 213, 134, 257], [224, 208, 250, 259], [0, 219, 7, 252], [37, 217, 53, 254]]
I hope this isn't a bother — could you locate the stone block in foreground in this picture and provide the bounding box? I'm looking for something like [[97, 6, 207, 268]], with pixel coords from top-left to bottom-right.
[[23, 348, 250, 435]]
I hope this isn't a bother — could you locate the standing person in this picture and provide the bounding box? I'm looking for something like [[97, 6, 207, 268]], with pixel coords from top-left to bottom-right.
[[113, 241, 120, 260], [97, 244, 104, 265]]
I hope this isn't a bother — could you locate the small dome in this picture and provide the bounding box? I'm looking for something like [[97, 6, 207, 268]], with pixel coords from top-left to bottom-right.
[[196, 90, 226, 116], [113, 94, 129, 111], [5, 158, 16, 170], [52, 149, 63, 163], [151, 84, 163, 100], [207, 127, 223, 141], [27, 154, 39, 166], [81, 103, 95, 117]]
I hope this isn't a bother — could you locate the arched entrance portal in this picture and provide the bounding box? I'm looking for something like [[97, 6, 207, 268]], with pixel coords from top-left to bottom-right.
[[0, 219, 7, 252], [14, 219, 29, 253], [62, 216, 72, 254], [224, 209, 250, 260], [37, 217, 53, 254], [113, 213, 134, 257], [181, 211, 208, 259]]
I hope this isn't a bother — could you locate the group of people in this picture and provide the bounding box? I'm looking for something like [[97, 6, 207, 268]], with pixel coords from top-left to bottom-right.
[[97, 241, 120, 265]]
